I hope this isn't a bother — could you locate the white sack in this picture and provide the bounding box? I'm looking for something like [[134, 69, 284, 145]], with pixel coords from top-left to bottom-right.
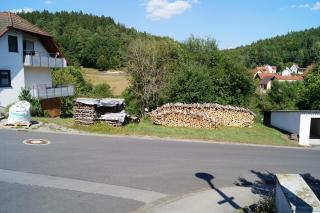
[[7, 101, 31, 125]]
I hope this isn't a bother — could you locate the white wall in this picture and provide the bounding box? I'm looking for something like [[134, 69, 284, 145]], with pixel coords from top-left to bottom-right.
[[24, 67, 52, 88], [299, 114, 320, 146], [0, 31, 25, 107], [23, 33, 50, 56], [271, 111, 320, 146], [0, 30, 53, 108], [270, 111, 301, 134]]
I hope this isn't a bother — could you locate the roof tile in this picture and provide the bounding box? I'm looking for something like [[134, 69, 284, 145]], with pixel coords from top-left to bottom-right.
[[0, 12, 51, 37], [257, 73, 303, 81]]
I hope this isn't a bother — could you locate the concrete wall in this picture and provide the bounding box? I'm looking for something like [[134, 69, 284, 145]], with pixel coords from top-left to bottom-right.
[[275, 181, 292, 213], [270, 111, 301, 134], [0, 31, 25, 107], [24, 67, 52, 88], [271, 111, 320, 146], [275, 174, 320, 213], [300, 113, 320, 146]]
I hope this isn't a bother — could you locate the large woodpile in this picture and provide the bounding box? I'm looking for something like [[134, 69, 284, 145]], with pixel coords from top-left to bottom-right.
[[74, 102, 97, 125], [150, 103, 255, 129]]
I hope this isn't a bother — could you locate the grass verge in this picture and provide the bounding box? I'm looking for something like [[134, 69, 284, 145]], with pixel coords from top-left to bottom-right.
[[34, 117, 296, 147]]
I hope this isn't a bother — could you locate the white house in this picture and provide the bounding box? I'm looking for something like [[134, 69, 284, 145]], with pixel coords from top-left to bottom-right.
[[290, 64, 299, 74], [268, 111, 320, 146], [281, 64, 305, 76], [281, 67, 292, 76], [0, 12, 74, 112]]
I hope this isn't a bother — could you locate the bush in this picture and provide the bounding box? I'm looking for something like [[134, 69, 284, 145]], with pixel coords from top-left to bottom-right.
[[122, 88, 144, 116], [298, 64, 320, 110], [267, 80, 304, 110], [165, 60, 255, 107], [165, 63, 213, 104], [18, 88, 44, 116], [253, 197, 276, 213], [60, 97, 74, 117], [53, 66, 92, 96], [96, 55, 109, 70], [89, 83, 113, 98]]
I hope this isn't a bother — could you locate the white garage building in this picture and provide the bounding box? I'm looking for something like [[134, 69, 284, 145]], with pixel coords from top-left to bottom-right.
[[270, 111, 320, 146]]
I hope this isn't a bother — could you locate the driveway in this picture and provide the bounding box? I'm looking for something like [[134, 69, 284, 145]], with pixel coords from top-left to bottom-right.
[[0, 129, 319, 212]]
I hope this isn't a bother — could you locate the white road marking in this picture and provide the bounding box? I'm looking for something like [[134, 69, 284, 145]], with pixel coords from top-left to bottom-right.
[[0, 169, 167, 203]]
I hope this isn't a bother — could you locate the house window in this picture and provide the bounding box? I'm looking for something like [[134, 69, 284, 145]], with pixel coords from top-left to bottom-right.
[[0, 70, 11, 87], [23, 40, 35, 55], [8, 35, 18, 52]]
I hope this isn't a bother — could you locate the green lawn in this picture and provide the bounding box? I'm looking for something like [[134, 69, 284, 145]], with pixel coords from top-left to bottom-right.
[[34, 117, 296, 147]]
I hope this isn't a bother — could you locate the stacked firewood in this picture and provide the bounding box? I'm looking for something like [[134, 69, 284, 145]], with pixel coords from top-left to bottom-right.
[[73, 102, 97, 125], [150, 103, 255, 129], [151, 109, 218, 129]]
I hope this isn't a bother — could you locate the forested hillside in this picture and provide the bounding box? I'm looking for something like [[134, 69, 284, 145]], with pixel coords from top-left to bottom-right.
[[21, 11, 320, 70], [19, 11, 168, 69], [226, 28, 320, 69], [19, 11, 320, 115]]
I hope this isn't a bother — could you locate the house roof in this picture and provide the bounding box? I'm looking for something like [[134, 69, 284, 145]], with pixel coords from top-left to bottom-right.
[[256, 73, 303, 81], [0, 12, 64, 56], [256, 73, 276, 79], [0, 12, 50, 37], [271, 110, 320, 113], [274, 75, 304, 81]]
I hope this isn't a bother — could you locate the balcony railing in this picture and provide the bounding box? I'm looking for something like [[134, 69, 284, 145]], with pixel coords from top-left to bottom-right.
[[28, 84, 74, 100], [24, 51, 67, 68]]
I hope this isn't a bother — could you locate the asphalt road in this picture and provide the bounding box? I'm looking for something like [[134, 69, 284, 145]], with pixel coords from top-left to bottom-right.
[[0, 129, 319, 213]]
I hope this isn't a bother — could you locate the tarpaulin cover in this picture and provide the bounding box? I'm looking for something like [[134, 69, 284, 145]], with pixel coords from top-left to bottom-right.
[[100, 112, 127, 123], [100, 99, 125, 107], [75, 98, 125, 107], [75, 98, 100, 106]]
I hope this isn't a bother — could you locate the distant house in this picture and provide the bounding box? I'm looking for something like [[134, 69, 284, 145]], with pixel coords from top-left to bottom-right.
[[281, 64, 306, 76], [255, 73, 303, 93], [0, 12, 74, 112], [290, 64, 299, 74], [281, 67, 292, 76], [256, 73, 275, 92], [253, 64, 277, 78]]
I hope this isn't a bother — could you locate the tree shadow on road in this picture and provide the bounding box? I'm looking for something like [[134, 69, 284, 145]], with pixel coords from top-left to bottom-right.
[[234, 170, 320, 199], [234, 170, 275, 196], [302, 173, 320, 199]]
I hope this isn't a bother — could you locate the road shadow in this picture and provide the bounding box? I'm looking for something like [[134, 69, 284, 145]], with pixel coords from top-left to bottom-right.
[[302, 173, 320, 199], [195, 172, 241, 210], [234, 170, 320, 199], [234, 170, 275, 196]]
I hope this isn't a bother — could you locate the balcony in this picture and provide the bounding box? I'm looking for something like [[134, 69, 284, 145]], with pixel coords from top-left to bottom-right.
[[29, 84, 75, 100], [24, 51, 67, 68]]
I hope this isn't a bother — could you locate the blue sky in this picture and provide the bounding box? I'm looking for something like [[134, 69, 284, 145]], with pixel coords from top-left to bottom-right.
[[2, 0, 320, 49]]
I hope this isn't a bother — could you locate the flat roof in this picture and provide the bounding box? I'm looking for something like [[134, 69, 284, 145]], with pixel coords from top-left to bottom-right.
[[271, 110, 320, 113]]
